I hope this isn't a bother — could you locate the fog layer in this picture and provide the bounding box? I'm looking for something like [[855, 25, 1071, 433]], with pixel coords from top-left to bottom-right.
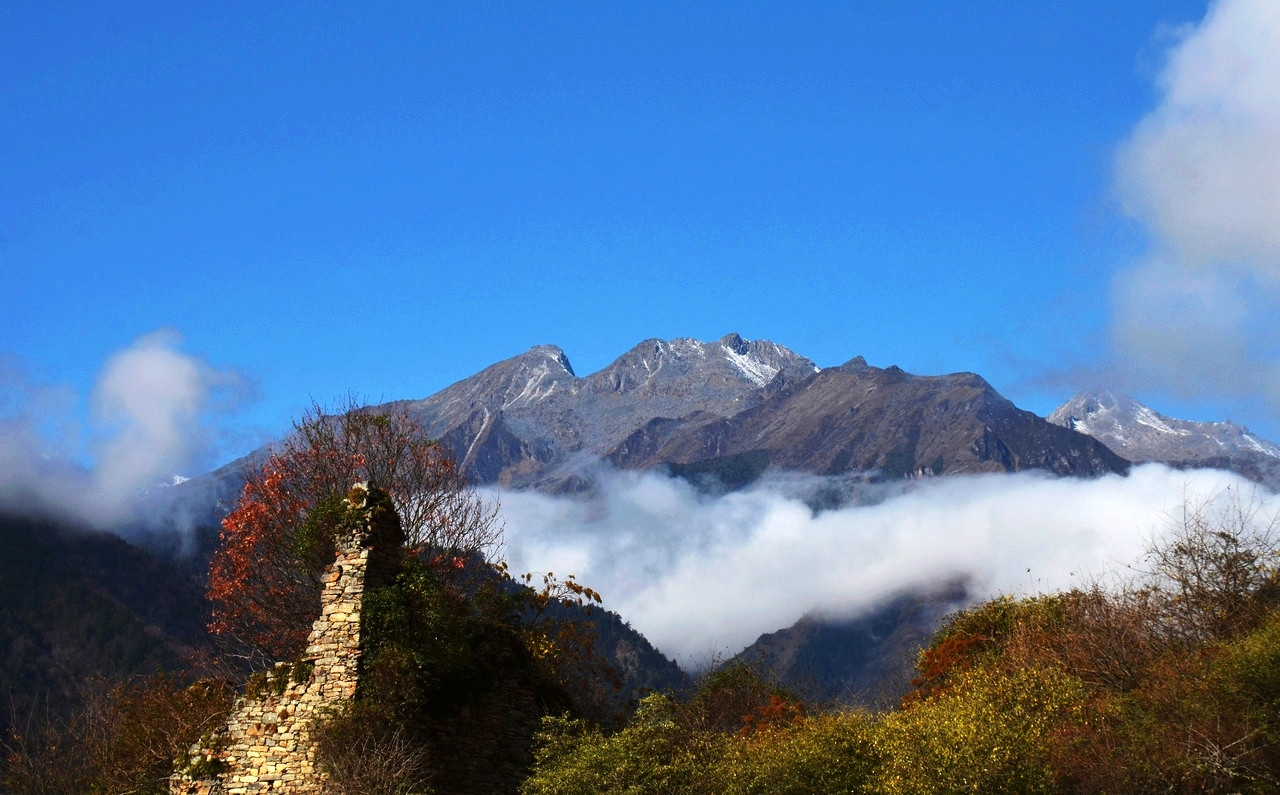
[[495, 465, 1267, 664]]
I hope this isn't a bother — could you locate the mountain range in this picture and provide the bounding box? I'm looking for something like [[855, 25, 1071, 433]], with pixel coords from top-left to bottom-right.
[[390, 332, 1128, 494], [166, 334, 1280, 512], [11, 334, 1280, 716]]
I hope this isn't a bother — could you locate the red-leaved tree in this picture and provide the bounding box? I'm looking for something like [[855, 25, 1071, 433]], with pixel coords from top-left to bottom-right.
[[207, 398, 502, 667]]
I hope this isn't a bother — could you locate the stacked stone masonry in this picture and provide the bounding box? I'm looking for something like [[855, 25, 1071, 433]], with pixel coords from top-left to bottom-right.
[[171, 484, 404, 794]]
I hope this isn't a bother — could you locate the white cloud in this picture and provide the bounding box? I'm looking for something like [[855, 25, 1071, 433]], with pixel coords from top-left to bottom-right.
[[494, 465, 1262, 665], [0, 330, 246, 528], [1111, 0, 1280, 406], [1117, 0, 1280, 268]]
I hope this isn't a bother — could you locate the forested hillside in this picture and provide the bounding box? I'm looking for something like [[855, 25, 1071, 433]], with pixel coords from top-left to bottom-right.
[[0, 512, 210, 729]]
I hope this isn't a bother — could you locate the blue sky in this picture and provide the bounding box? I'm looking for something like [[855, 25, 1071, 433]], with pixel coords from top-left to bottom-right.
[[6, 0, 1280, 482]]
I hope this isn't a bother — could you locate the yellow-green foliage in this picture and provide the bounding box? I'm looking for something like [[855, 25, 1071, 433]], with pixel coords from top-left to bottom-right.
[[524, 663, 1085, 795], [874, 662, 1087, 794], [908, 594, 1067, 703], [939, 594, 1066, 642], [521, 694, 723, 795], [523, 698, 882, 795], [713, 712, 881, 794], [1219, 605, 1280, 721]]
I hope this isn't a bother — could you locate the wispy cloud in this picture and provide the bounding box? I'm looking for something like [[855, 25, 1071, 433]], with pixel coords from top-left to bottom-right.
[[0, 329, 247, 528], [495, 465, 1264, 665], [1111, 0, 1280, 407]]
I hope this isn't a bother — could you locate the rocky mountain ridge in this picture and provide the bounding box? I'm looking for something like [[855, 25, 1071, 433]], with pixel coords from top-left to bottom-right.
[[608, 356, 1127, 484], [395, 333, 819, 490], [1049, 390, 1280, 491], [381, 334, 1130, 492]]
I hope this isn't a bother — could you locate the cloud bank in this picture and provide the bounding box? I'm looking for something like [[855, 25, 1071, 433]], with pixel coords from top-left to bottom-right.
[[1112, 0, 1280, 407], [0, 329, 245, 528], [495, 465, 1268, 665]]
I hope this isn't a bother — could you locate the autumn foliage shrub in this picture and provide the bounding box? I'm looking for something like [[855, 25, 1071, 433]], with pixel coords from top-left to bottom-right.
[[207, 398, 502, 667], [715, 712, 881, 795], [880, 662, 1089, 794], [904, 593, 1064, 704], [311, 700, 435, 795], [521, 664, 874, 795], [521, 695, 722, 795]]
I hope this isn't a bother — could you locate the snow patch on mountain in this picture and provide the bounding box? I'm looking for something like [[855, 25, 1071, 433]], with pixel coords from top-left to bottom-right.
[[502, 359, 566, 409], [721, 343, 779, 388], [1131, 405, 1187, 437], [1049, 390, 1280, 469]]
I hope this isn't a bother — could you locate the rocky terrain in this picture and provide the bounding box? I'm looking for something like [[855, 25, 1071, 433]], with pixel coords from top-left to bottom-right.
[[380, 334, 1129, 492], [158, 334, 1134, 506], [395, 333, 819, 491], [1049, 390, 1280, 491], [607, 356, 1127, 484]]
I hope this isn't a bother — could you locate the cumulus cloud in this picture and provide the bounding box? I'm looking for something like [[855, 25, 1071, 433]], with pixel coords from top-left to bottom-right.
[[1111, 0, 1280, 405], [495, 466, 1264, 665], [0, 330, 246, 528]]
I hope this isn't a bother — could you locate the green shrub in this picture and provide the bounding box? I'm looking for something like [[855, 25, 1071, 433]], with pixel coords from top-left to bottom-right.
[[715, 711, 881, 794], [359, 556, 525, 720], [874, 662, 1086, 794], [521, 694, 721, 795]]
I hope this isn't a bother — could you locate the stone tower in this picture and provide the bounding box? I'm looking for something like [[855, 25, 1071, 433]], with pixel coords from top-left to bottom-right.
[[172, 483, 405, 794]]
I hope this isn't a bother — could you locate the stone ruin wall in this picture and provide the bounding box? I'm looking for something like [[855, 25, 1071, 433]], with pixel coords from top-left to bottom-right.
[[171, 484, 404, 794]]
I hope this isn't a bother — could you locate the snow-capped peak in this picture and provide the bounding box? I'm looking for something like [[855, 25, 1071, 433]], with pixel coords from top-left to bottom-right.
[[1048, 390, 1280, 464]]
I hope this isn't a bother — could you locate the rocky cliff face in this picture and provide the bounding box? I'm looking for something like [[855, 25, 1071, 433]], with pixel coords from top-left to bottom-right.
[[397, 333, 819, 490], [394, 336, 1128, 490], [1049, 390, 1280, 491]]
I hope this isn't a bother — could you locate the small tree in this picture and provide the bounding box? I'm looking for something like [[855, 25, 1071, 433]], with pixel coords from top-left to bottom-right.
[[207, 397, 503, 666], [1146, 486, 1280, 644]]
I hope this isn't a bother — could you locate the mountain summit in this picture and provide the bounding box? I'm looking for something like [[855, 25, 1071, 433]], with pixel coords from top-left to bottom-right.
[[398, 333, 818, 489], [392, 335, 1126, 491], [607, 355, 1127, 483], [1049, 390, 1280, 490]]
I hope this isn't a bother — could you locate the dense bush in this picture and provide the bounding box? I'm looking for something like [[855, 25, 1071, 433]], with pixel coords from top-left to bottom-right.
[[714, 712, 880, 794], [311, 700, 435, 795], [521, 695, 721, 794], [877, 663, 1087, 793]]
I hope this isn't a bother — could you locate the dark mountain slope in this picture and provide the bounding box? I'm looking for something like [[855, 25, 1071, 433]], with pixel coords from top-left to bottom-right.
[[0, 511, 211, 729], [609, 357, 1129, 482], [734, 581, 969, 707]]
